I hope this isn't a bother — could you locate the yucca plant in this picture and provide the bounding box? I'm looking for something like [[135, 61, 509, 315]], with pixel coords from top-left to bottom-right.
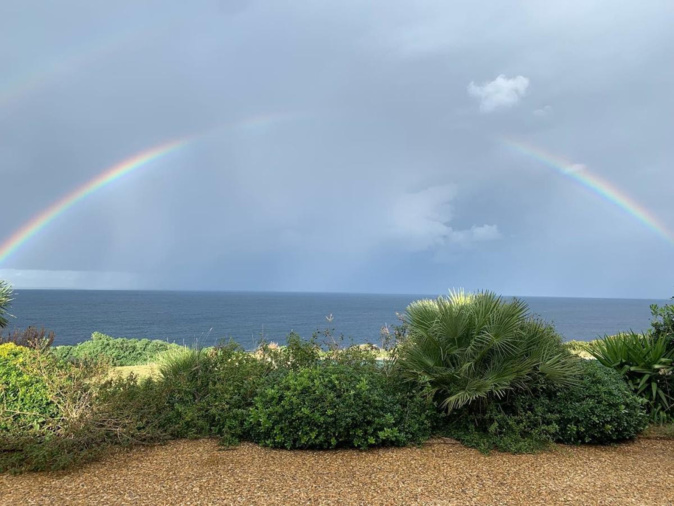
[[588, 332, 673, 422], [0, 280, 12, 329], [399, 290, 579, 412]]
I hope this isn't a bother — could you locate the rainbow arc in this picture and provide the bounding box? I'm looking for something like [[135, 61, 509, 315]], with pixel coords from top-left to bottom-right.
[[0, 138, 189, 264], [501, 138, 674, 246]]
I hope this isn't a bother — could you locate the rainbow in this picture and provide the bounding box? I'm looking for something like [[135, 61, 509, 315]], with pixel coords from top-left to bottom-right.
[[0, 138, 190, 264], [0, 112, 306, 266], [501, 137, 674, 246]]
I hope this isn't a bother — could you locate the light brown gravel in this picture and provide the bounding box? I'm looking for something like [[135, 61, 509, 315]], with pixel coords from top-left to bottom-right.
[[1, 438, 673, 505]]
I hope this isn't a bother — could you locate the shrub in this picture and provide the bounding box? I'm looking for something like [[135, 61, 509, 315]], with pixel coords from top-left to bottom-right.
[[52, 332, 183, 366], [0, 343, 58, 433], [442, 360, 648, 453], [0, 370, 172, 473], [440, 394, 558, 454], [255, 332, 322, 371], [0, 344, 173, 474], [548, 360, 648, 444], [247, 363, 433, 450], [399, 290, 580, 412], [588, 332, 673, 422], [0, 280, 12, 329], [0, 327, 55, 350], [650, 302, 674, 351], [157, 343, 273, 444]]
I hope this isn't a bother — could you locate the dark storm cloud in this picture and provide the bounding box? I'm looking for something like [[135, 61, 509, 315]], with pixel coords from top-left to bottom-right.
[[1, 0, 673, 297]]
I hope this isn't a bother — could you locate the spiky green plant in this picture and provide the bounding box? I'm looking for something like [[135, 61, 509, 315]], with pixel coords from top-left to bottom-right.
[[398, 290, 579, 412], [0, 280, 13, 329], [588, 332, 673, 422]]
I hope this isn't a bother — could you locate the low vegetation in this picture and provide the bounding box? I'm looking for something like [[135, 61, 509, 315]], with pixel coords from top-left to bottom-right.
[[0, 279, 672, 474], [0, 280, 12, 329], [51, 331, 183, 366], [399, 290, 579, 412], [588, 332, 673, 422], [248, 363, 433, 449]]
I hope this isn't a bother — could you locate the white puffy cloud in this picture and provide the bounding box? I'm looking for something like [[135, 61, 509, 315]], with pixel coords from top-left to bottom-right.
[[468, 75, 530, 112], [389, 185, 456, 250], [388, 185, 501, 251]]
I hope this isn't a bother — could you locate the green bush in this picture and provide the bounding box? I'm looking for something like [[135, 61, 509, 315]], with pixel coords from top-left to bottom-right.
[[442, 360, 648, 453], [650, 302, 674, 351], [440, 394, 558, 454], [399, 290, 580, 412], [549, 360, 648, 444], [0, 369, 172, 474], [0, 280, 12, 329], [248, 363, 433, 450], [157, 343, 273, 443], [52, 332, 183, 366], [588, 332, 673, 422], [0, 343, 59, 433]]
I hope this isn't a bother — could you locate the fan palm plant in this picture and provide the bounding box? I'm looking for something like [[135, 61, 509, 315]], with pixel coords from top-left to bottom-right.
[[0, 280, 12, 329], [398, 290, 579, 412]]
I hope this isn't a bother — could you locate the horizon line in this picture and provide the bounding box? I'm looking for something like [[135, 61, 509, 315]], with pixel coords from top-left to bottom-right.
[[7, 286, 671, 301]]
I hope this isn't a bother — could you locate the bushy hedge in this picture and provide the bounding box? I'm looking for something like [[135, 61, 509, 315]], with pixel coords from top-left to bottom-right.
[[0, 343, 58, 433], [0, 322, 656, 474], [550, 360, 649, 444], [248, 363, 433, 450], [442, 360, 648, 453], [156, 344, 274, 444], [52, 332, 183, 366]]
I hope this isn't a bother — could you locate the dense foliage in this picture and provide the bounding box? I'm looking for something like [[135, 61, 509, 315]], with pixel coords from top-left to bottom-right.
[[52, 332, 183, 366], [588, 332, 673, 422], [443, 360, 648, 453], [0, 289, 664, 474], [0, 280, 12, 328], [399, 290, 579, 411], [156, 343, 274, 444], [650, 302, 674, 351], [550, 359, 649, 443], [248, 363, 433, 449], [0, 343, 58, 433]]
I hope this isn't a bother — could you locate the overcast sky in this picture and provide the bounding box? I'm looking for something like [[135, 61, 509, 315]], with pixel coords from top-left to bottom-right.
[[1, 0, 673, 298]]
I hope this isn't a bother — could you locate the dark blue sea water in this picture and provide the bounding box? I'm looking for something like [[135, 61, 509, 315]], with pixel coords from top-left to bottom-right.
[[5, 290, 669, 349]]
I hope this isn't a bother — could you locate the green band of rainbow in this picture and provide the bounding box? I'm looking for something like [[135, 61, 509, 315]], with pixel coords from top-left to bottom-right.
[[502, 137, 674, 246], [0, 138, 189, 265]]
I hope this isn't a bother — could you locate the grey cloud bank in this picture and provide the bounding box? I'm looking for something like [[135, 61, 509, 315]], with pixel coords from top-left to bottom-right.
[[0, 0, 672, 298]]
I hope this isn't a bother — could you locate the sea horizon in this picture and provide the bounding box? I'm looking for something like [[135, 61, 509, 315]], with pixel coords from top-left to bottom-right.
[[8, 287, 671, 302], [5, 289, 670, 348]]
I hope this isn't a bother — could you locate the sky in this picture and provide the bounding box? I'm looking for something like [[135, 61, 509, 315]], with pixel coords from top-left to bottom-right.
[[0, 0, 673, 298]]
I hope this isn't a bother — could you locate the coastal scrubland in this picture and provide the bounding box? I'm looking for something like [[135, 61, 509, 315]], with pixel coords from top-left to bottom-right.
[[0, 283, 672, 487]]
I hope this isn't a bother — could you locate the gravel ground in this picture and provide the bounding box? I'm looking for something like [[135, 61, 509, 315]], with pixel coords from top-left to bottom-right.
[[1, 438, 673, 505]]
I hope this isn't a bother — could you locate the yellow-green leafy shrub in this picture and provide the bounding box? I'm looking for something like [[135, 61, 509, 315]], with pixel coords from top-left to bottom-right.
[[0, 343, 58, 432]]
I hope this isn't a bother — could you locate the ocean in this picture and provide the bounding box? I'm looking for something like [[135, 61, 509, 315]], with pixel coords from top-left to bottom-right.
[[4, 290, 669, 348]]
